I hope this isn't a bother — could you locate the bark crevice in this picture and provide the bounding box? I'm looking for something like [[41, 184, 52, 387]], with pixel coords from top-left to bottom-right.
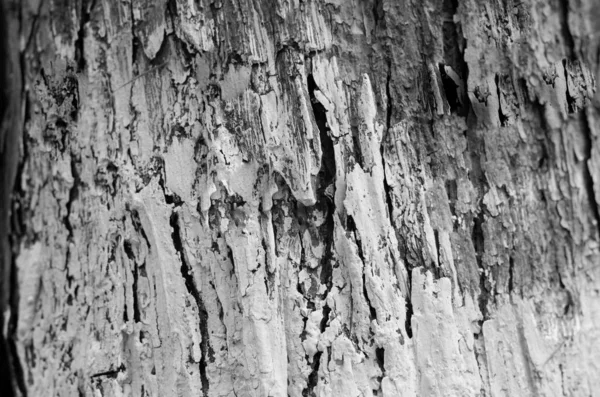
[[169, 210, 211, 396], [472, 210, 489, 319], [580, 111, 600, 238]]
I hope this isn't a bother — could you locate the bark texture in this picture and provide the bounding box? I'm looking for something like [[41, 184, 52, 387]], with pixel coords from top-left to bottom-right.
[[4, 0, 600, 396]]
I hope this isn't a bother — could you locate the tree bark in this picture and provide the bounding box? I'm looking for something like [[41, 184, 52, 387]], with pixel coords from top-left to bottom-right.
[[3, 0, 600, 396]]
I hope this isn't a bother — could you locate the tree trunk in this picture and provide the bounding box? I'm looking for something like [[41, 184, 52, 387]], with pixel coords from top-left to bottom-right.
[[3, 0, 600, 396]]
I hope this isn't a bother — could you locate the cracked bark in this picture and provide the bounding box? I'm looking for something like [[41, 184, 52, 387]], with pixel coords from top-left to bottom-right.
[[3, 0, 600, 396]]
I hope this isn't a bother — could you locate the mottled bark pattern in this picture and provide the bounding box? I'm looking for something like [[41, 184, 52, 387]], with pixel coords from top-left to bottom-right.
[[5, 0, 600, 396]]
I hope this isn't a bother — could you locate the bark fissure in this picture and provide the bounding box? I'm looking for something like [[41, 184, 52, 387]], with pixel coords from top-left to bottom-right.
[[385, 59, 393, 133], [441, 0, 469, 116], [124, 239, 141, 322], [375, 346, 385, 388], [382, 165, 395, 230], [404, 295, 414, 339], [472, 210, 489, 318], [8, 248, 27, 397], [382, 57, 414, 339], [558, 0, 575, 59], [75, 0, 95, 72], [494, 74, 509, 127], [169, 210, 211, 396], [382, 60, 397, 249], [302, 351, 322, 397], [372, 0, 384, 30], [64, 156, 80, 244], [4, 14, 35, 391], [300, 68, 337, 396], [129, 209, 151, 253], [90, 363, 126, 379], [439, 64, 461, 114], [307, 71, 335, 291], [433, 229, 442, 279], [508, 254, 514, 295], [580, 111, 600, 238]]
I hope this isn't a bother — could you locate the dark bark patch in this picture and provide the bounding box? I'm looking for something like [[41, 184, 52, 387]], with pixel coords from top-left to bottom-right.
[[579, 112, 600, 239], [75, 0, 96, 72], [91, 363, 126, 379], [472, 211, 490, 318], [302, 351, 322, 397]]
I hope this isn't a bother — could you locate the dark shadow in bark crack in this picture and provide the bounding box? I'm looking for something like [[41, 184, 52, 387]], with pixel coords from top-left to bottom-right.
[[170, 210, 212, 396]]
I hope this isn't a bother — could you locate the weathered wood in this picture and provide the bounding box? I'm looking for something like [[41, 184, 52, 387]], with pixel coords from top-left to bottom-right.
[[3, 0, 600, 396]]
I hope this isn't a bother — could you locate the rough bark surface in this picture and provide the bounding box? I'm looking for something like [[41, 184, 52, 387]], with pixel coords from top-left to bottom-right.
[[3, 0, 600, 396]]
